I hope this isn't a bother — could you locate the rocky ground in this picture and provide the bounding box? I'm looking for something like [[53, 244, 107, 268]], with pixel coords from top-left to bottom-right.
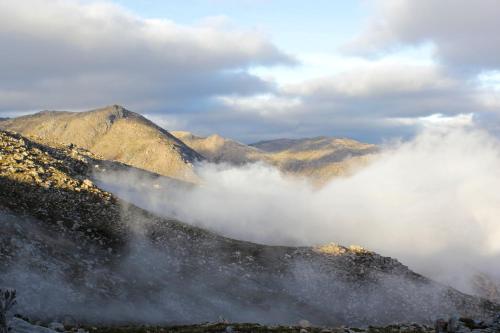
[[0, 129, 499, 328], [9, 314, 500, 333]]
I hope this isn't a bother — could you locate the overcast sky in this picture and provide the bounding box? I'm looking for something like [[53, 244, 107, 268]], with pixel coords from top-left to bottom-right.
[[1, 0, 500, 143]]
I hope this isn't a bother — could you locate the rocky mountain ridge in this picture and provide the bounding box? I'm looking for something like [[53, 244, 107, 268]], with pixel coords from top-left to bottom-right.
[[171, 131, 266, 165], [0, 106, 378, 185], [172, 131, 377, 184], [0, 105, 202, 182]]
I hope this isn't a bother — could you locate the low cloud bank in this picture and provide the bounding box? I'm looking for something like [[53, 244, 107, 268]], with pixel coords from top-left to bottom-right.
[[98, 126, 500, 295]]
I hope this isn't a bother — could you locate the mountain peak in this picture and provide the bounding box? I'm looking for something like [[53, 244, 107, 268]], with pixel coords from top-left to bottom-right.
[[0, 106, 203, 181], [171, 130, 200, 140], [111, 103, 126, 110], [91, 104, 131, 119], [206, 133, 225, 145]]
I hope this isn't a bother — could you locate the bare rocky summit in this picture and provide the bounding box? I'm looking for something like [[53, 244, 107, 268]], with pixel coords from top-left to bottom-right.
[[0, 130, 499, 327], [0, 105, 202, 182]]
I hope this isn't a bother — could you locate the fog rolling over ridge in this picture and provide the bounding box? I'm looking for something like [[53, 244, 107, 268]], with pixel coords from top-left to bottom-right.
[[97, 125, 500, 296], [4, 129, 490, 326]]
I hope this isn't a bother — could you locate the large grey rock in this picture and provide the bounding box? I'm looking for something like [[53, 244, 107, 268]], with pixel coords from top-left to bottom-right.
[[10, 318, 57, 333]]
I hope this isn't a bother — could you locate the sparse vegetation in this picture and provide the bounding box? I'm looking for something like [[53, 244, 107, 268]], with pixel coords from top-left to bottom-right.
[[0, 289, 16, 333]]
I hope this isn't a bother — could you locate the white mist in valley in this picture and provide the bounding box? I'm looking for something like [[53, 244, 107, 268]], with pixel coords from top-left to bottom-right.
[[97, 126, 500, 295]]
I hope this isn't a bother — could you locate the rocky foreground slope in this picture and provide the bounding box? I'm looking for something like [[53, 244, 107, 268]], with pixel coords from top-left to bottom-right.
[[0, 105, 202, 182], [0, 130, 499, 328], [8, 315, 500, 333]]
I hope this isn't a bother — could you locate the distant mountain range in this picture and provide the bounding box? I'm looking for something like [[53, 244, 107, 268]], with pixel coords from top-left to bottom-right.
[[0, 105, 376, 184], [173, 131, 378, 184]]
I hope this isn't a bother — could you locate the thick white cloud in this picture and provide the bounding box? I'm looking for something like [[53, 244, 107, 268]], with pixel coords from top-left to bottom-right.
[[344, 0, 500, 72], [388, 113, 475, 130], [0, 0, 293, 111], [98, 126, 500, 294]]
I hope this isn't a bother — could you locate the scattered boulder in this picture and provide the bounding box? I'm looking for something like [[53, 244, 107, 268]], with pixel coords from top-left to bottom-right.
[[299, 319, 311, 328], [10, 318, 57, 333], [48, 322, 64, 332]]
